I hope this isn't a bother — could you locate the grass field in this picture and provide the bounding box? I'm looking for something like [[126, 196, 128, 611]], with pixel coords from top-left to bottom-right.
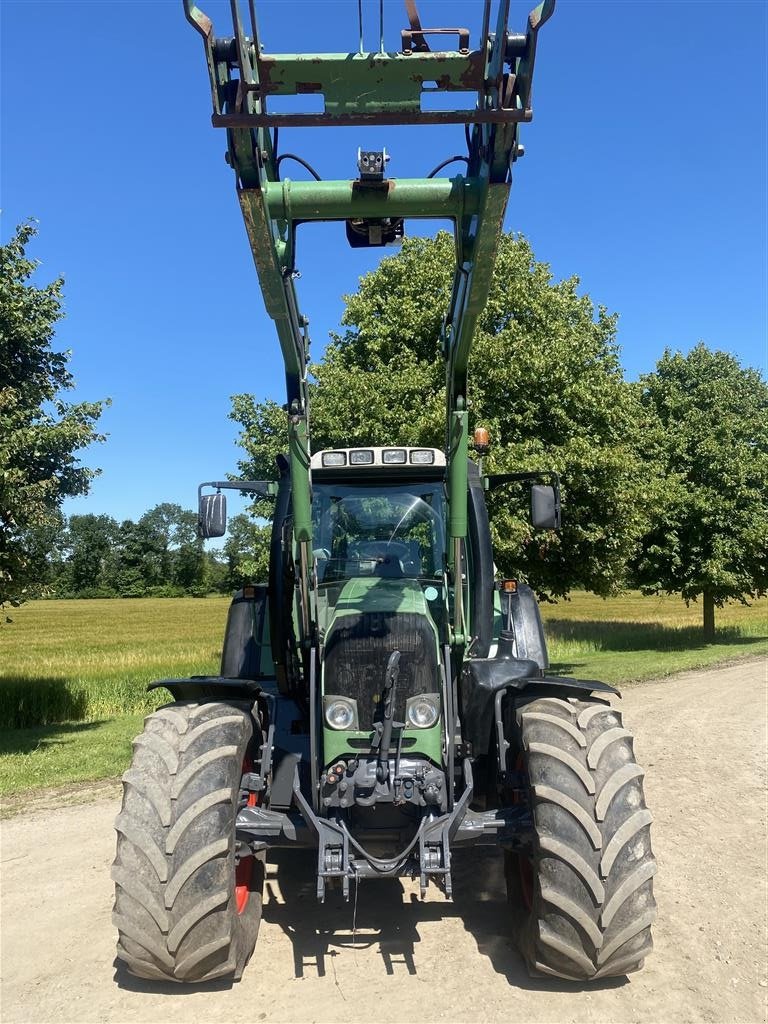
[[540, 592, 768, 683], [1, 598, 228, 728], [1, 593, 766, 797]]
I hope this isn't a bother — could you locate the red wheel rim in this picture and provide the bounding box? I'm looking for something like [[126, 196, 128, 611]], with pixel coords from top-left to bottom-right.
[[235, 754, 258, 915]]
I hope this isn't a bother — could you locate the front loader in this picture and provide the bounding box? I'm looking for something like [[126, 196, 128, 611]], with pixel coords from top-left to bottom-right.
[[112, 0, 656, 984]]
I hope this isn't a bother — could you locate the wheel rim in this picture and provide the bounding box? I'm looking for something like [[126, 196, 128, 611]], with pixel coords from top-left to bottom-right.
[[235, 753, 258, 915]]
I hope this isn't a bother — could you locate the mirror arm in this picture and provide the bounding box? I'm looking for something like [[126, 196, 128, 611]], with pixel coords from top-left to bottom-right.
[[485, 471, 561, 531], [484, 470, 560, 492], [197, 479, 277, 500]]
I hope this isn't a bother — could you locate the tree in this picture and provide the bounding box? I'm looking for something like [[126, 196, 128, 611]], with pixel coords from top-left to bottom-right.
[[170, 508, 206, 592], [105, 504, 203, 596], [0, 222, 106, 609], [231, 232, 659, 598], [59, 513, 119, 595], [21, 512, 67, 594], [633, 344, 768, 637], [223, 513, 271, 591]]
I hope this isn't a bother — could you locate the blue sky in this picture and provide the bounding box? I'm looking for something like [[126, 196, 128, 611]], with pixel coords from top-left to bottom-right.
[[2, 1, 766, 524]]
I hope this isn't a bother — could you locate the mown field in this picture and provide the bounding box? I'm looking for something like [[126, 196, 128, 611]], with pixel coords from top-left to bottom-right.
[[1, 594, 766, 796]]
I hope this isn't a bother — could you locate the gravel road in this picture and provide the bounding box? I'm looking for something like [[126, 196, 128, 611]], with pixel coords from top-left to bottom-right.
[[2, 659, 766, 1024]]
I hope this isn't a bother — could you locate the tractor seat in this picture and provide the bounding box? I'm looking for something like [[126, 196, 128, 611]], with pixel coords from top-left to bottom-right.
[[374, 556, 405, 579]]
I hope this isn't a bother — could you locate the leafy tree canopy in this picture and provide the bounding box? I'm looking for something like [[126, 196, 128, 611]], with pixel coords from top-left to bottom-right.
[[51, 504, 217, 598], [223, 513, 271, 592], [231, 232, 660, 598], [0, 223, 106, 608], [633, 343, 768, 635], [59, 513, 119, 595]]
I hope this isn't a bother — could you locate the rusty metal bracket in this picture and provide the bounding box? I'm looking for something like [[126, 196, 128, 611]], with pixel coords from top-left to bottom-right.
[[401, 26, 471, 56]]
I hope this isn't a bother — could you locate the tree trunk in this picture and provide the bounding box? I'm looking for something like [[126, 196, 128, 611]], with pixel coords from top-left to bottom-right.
[[703, 591, 716, 640]]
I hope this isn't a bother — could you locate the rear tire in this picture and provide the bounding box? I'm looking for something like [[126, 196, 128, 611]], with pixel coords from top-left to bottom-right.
[[112, 701, 263, 983], [512, 696, 656, 980]]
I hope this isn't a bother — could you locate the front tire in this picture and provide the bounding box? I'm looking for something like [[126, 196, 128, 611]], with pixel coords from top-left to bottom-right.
[[112, 701, 263, 983], [513, 696, 656, 980]]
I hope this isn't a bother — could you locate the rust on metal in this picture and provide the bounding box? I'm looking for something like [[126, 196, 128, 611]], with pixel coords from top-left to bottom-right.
[[213, 109, 532, 129], [401, 26, 471, 56]]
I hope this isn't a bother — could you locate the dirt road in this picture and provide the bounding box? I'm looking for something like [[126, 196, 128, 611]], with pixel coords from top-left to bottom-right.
[[2, 660, 766, 1024]]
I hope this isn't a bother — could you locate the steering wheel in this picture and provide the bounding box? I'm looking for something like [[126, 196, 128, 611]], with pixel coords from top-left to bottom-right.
[[382, 540, 410, 559]]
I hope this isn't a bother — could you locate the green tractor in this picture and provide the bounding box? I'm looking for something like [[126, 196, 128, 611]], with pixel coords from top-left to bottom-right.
[[112, 0, 656, 984]]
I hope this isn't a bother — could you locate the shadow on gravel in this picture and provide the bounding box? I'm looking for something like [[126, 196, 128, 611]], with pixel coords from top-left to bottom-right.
[[544, 619, 766, 653], [263, 847, 629, 991]]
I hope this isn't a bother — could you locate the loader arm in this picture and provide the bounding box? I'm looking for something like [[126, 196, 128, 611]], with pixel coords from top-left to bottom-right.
[[184, 0, 554, 644]]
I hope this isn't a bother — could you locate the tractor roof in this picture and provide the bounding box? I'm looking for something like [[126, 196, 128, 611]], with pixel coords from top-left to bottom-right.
[[311, 447, 446, 471]]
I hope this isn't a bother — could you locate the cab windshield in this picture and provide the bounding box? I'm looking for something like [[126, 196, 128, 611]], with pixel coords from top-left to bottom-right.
[[311, 482, 446, 583]]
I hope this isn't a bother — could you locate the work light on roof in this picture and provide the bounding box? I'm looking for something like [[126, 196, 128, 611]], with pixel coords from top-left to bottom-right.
[[349, 449, 374, 465], [382, 449, 407, 464], [321, 451, 346, 467], [409, 450, 435, 465]]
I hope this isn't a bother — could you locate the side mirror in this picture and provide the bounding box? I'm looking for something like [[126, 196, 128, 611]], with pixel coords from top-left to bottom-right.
[[531, 484, 561, 530], [198, 492, 227, 538]]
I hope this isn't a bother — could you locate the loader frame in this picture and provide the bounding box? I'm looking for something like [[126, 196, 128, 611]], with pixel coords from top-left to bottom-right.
[[183, 0, 555, 650]]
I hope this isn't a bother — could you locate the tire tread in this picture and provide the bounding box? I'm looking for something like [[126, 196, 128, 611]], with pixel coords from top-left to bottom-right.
[[113, 701, 261, 983], [516, 695, 656, 980]]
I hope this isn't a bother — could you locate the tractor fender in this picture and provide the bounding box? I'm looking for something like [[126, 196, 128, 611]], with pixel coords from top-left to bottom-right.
[[148, 675, 261, 704], [505, 582, 549, 671], [221, 585, 272, 679], [460, 656, 619, 754]]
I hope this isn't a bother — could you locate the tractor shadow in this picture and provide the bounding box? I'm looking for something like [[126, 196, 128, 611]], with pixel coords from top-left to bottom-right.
[[263, 848, 628, 991]]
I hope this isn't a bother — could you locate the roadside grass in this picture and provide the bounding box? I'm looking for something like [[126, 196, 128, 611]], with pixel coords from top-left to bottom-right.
[[540, 591, 768, 684], [0, 715, 144, 797], [1, 593, 765, 797]]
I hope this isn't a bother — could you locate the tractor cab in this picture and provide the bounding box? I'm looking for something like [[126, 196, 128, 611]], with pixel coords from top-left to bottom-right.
[[310, 449, 449, 828], [310, 446, 448, 629]]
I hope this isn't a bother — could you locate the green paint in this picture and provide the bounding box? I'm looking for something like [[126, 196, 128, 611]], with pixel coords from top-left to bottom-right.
[[322, 720, 442, 770], [256, 51, 482, 116], [187, 1, 554, 650], [321, 578, 443, 766], [288, 413, 312, 544], [261, 178, 478, 223], [448, 408, 469, 544], [330, 577, 434, 620]]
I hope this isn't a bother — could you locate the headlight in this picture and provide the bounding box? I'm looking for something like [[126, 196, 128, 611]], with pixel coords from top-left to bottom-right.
[[324, 696, 358, 730], [406, 694, 439, 729]]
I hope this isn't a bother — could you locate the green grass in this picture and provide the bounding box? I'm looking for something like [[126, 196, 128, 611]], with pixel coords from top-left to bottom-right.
[[0, 715, 144, 797], [0, 597, 230, 728], [0, 597, 230, 798], [540, 591, 768, 683], [1, 592, 765, 797]]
